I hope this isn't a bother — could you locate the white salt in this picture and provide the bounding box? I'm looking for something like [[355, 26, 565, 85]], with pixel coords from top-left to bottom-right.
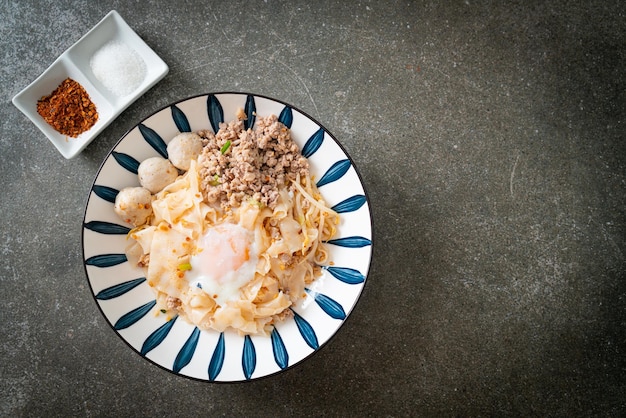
[[90, 40, 147, 97]]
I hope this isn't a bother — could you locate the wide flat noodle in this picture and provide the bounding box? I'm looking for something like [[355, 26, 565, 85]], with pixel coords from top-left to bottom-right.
[[126, 130, 340, 336], [130, 161, 210, 299]]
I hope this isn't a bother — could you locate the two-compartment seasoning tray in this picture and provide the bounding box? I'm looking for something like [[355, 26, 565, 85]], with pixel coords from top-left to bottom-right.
[[12, 10, 169, 159]]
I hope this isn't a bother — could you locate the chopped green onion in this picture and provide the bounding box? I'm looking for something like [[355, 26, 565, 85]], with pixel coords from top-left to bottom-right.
[[248, 198, 264, 208], [209, 174, 220, 186], [178, 263, 192, 271], [220, 140, 232, 154], [160, 309, 167, 314]]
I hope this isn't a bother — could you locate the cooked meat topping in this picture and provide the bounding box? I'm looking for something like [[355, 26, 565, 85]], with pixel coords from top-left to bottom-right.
[[197, 114, 309, 210], [166, 296, 182, 310]]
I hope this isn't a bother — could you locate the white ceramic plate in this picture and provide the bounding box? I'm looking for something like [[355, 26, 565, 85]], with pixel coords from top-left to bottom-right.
[[12, 10, 168, 159], [82, 93, 373, 382]]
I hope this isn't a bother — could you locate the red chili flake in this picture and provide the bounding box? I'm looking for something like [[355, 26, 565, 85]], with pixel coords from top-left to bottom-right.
[[36, 78, 98, 138]]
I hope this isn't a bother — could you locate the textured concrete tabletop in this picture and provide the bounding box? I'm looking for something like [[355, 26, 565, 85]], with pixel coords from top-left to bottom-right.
[[1, 1, 624, 416]]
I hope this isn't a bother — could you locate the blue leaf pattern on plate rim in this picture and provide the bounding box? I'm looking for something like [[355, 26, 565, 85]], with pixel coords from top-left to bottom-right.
[[271, 328, 289, 369], [306, 289, 347, 320], [292, 310, 319, 350], [141, 316, 178, 356], [173, 327, 201, 373], [207, 94, 224, 134], [85, 253, 127, 267], [84, 220, 130, 235], [316, 159, 351, 188], [114, 300, 156, 330], [301, 127, 324, 158], [208, 332, 226, 381], [326, 236, 372, 248], [92, 185, 118, 203], [244, 95, 256, 130], [112, 151, 140, 174], [331, 194, 367, 213], [171, 105, 191, 132], [96, 277, 146, 300], [138, 123, 168, 158], [323, 266, 365, 285], [242, 335, 256, 380], [278, 106, 293, 128], [81, 93, 373, 383]]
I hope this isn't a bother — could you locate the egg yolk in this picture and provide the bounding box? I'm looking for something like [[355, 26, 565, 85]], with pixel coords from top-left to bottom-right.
[[187, 223, 257, 306], [198, 225, 249, 279]]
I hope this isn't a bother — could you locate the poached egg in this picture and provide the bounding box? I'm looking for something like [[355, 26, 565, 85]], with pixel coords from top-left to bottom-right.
[[187, 222, 258, 307]]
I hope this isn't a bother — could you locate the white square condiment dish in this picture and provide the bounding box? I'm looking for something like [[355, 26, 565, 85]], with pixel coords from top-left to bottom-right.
[[12, 10, 169, 159]]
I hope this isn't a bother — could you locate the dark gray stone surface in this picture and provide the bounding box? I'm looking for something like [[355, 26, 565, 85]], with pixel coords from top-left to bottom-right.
[[1, 1, 624, 416]]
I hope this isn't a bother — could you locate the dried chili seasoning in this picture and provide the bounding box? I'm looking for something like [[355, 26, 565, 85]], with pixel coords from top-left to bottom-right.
[[37, 78, 98, 138]]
